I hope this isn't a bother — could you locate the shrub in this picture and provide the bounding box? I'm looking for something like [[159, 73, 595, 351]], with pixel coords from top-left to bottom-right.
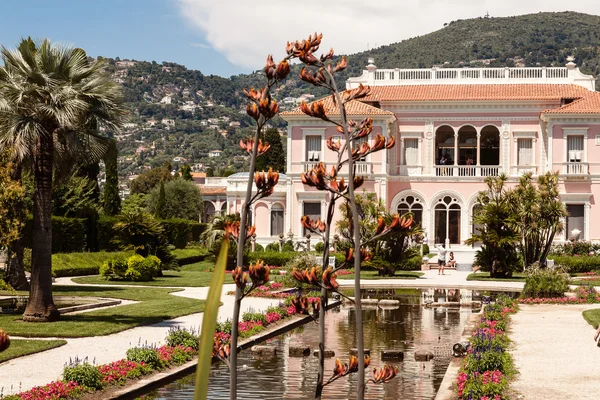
[[23, 216, 87, 253], [282, 240, 295, 252], [550, 241, 600, 257], [248, 251, 298, 268], [216, 319, 233, 334], [422, 244, 430, 255], [522, 264, 570, 298], [551, 255, 600, 273], [100, 255, 129, 279], [314, 242, 324, 253], [165, 327, 199, 350], [253, 243, 264, 252], [63, 361, 104, 390], [53, 251, 130, 277], [161, 218, 193, 249], [172, 247, 208, 265], [242, 311, 267, 325], [126, 346, 162, 369], [97, 216, 119, 251], [265, 241, 280, 252], [125, 254, 161, 281]]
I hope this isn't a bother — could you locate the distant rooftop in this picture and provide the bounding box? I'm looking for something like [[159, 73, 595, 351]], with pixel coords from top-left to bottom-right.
[[346, 57, 595, 91]]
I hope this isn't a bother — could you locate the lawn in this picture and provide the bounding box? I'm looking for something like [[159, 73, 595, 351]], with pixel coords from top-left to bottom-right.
[[0, 339, 67, 364], [0, 285, 205, 338], [72, 260, 233, 287], [338, 270, 424, 281], [466, 272, 527, 282], [583, 308, 600, 329]]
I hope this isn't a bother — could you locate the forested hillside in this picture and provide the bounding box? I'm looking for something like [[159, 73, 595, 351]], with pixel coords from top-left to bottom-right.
[[112, 11, 600, 180]]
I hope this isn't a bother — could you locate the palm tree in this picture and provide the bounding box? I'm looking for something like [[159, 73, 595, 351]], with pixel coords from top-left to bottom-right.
[[0, 38, 125, 322]]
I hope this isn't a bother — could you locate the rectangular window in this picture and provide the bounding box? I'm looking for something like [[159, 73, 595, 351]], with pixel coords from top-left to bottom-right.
[[305, 135, 321, 161], [270, 208, 284, 236], [566, 204, 584, 240], [567, 135, 584, 162], [517, 138, 533, 166], [303, 202, 321, 236], [404, 138, 419, 165]]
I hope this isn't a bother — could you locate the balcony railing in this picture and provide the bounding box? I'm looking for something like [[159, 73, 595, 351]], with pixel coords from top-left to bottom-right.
[[434, 165, 501, 177], [562, 162, 589, 176], [296, 161, 373, 175], [510, 165, 538, 176]]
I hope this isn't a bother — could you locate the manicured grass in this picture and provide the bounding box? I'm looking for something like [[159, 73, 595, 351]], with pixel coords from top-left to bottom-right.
[[338, 270, 424, 281], [0, 339, 67, 363], [0, 285, 205, 338], [583, 308, 600, 329], [466, 272, 527, 282], [72, 260, 233, 287], [572, 279, 600, 286]]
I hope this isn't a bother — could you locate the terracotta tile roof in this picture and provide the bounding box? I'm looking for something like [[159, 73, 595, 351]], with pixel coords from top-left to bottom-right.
[[280, 96, 395, 117], [363, 84, 592, 102], [543, 91, 600, 114], [201, 187, 227, 195]]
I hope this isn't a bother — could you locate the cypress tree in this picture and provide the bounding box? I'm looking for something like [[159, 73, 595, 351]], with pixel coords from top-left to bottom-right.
[[103, 140, 121, 216], [155, 180, 166, 219], [181, 163, 193, 181], [256, 127, 286, 172]]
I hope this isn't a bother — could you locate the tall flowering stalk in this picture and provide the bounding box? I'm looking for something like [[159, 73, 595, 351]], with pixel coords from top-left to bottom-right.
[[286, 34, 400, 399], [228, 55, 291, 400]]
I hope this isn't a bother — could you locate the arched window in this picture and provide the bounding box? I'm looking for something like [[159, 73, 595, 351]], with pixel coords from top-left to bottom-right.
[[203, 201, 215, 223], [396, 195, 423, 227], [271, 204, 284, 236], [434, 196, 461, 244]]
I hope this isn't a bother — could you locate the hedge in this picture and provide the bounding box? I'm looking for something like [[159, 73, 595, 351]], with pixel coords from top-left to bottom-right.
[[52, 248, 208, 277], [97, 216, 119, 251], [161, 219, 206, 249], [23, 216, 87, 253], [551, 255, 600, 273], [246, 251, 347, 269]]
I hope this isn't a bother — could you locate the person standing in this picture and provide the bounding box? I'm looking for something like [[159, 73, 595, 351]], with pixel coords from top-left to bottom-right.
[[437, 244, 447, 275]]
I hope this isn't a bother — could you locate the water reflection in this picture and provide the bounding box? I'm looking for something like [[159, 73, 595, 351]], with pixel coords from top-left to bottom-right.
[[146, 288, 487, 400]]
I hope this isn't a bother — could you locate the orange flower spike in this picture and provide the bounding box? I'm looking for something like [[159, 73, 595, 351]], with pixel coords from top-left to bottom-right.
[[360, 141, 370, 156], [338, 177, 347, 192], [322, 267, 339, 290], [318, 219, 326, 233], [275, 60, 290, 80], [336, 125, 344, 134], [376, 216, 386, 235], [329, 178, 339, 192], [348, 355, 359, 372], [320, 48, 334, 62], [354, 176, 364, 189], [364, 355, 371, 368], [389, 214, 401, 230], [330, 165, 337, 178], [247, 225, 256, 237], [386, 137, 396, 149], [246, 103, 259, 120], [333, 56, 348, 73], [333, 359, 345, 376], [265, 54, 276, 79], [301, 215, 312, 230], [345, 248, 354, 262]]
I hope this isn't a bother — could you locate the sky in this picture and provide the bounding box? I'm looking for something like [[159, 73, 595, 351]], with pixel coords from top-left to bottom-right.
[[0, 0, 599, 78]]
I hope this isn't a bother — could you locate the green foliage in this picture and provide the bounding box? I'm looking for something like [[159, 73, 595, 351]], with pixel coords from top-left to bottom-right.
[[551, 255, 600, 273], [103, 140, 121, 216], [550, 241, 600, 256], [130, 166, 172, 195], [113, 211, 176, 269], [248, 251, 301, 268], [63, 361, 104, 390], [510, 172, 567, 268], [55, 251, 128, 277], [126, 346, 163, 369], [166, 327, 199, 350], [467, 175, 520, 278], [171, 247, 208, 264], [97, 215, 119, 251], [422, 243, 430, 255], [314, 242, 324, 253], [123, 254, 161, 281], [147, 178, 203, 221], [100, 255, 129, 279], [121, 193, 148, 214], [522, 264, 570, 298], [181, 163, 193, 181], [52, 173, 100, 218], [265, 242, 280, 252], [242, 311, 268, 325], [255, 127, 286, 173], [0, 157, 26, 252], [23, 216, 88, 253], [161, 218, 196, 249]]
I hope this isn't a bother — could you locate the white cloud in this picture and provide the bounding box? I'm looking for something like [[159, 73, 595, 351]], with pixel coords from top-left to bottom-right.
[[176, 0, 599, 70], [190, 42, 210, 48]]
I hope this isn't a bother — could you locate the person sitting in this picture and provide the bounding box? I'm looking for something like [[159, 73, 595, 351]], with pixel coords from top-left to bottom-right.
[[447, 252, 456, 268]]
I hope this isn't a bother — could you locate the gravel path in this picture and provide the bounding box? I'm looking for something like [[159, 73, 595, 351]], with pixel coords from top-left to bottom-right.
[[509, 303, 600, 399]]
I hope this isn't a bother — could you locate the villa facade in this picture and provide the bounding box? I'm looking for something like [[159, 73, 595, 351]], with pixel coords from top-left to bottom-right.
[[202, 58, 600, 248]]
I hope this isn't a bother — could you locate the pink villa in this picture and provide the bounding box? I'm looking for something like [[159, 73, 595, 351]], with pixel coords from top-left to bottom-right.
[[202, 57, 600, 252]]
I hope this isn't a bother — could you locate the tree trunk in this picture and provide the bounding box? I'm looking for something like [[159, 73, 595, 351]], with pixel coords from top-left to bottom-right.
[[23, 135, 59, 322], [5, 163, 29, 291]]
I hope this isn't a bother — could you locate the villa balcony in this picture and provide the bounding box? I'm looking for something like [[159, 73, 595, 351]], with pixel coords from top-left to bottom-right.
[[510, 165, 539, 176], [433, 165, 501, 177], [561, 162, 589, 179], [296, 161, 373, 175]]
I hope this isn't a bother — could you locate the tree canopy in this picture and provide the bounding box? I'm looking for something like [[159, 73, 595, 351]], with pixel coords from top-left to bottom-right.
[[147, 178, 203, 221]]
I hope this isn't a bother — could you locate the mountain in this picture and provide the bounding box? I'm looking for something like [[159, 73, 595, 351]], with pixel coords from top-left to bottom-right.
[[111, 11, 600, 179]]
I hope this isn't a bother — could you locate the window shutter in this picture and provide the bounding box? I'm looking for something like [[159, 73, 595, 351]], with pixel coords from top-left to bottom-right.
[[404, 139, 419, 165], [517, 139, 532, 166]]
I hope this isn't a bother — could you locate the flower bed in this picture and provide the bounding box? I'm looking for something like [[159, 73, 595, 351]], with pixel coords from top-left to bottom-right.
[[519, 285, 600, 305], [455, 295, 518, 400], [3, 342, 197, 400]]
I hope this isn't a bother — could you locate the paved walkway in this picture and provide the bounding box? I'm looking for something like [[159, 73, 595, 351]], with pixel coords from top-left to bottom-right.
[[509, 303, 600, 400]]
